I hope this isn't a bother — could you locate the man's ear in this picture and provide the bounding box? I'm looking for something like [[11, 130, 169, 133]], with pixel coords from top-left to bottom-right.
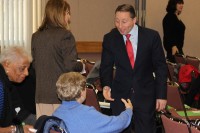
[[133, 17, 137, 23]]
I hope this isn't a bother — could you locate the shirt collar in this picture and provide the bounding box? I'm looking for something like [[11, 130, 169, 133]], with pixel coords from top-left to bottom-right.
[[123, 24, 138, 39], [129, 24, 138, 39]]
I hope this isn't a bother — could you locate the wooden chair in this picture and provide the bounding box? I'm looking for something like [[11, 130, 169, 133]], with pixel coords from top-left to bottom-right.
[[161, 113, 191, 133], [186, 55, 200, 70], [174, 53, 186, 64], [84, 83, 101, 112]]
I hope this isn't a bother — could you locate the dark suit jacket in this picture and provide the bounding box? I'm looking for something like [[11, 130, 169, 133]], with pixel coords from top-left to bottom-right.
[[100, 26, 167, 115]]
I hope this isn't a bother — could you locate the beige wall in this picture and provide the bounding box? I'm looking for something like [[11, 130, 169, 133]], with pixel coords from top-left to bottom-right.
[[67, 0, 134, 41], [42, 0, 200, 58], [146, 0, 200, 58]]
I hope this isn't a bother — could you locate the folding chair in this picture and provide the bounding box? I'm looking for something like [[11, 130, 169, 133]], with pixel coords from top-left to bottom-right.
[[186, 55, 200, 70], [167, 82, 200, 121], [167, 82, 185, 110], [166, 82, 194, 123], [161, 113, 191, 133], [84, 83, 101, 112]]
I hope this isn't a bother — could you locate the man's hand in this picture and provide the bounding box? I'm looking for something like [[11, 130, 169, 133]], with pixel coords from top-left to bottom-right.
[[121, 99, 133, 110], [103, 86, 114, 101], [156, 99, 167, 112]]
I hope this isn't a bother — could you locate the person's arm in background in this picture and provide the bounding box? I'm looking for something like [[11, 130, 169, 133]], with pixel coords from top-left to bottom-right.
[[152, 31, 168, 111]]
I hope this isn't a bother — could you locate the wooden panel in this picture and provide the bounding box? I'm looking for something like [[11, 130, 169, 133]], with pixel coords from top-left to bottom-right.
[[76, 41, 102, 53]]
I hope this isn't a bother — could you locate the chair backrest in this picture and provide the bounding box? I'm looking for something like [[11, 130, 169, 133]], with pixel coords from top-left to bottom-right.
[[167, 82, 184, 110], [174, 54, 186, 64], [84, 83, 101, 112], [161, 114, 190, 133], [83, 59, 95, 77], [166, 82, 194, 121], [166, 61, 178, 82], [186, 55, 200, 70]]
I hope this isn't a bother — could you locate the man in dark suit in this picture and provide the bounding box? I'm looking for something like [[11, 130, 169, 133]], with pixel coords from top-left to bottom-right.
[[100, 4, 167, 133]]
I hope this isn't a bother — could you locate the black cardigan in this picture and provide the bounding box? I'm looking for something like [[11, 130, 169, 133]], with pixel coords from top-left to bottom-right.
[[0, 64, 30, 127], [162, 12, 185, 52]]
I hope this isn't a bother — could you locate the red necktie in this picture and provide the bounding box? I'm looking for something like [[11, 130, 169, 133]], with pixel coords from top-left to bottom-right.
[[126, 34, 134, 68]]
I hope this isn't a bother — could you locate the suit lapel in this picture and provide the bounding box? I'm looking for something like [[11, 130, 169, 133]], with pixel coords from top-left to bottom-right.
[[134, 26, 145, 70], [115, 32, 126, 53]]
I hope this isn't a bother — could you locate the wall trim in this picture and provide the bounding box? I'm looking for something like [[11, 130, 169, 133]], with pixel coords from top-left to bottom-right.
[[76, 41, 102, 53]]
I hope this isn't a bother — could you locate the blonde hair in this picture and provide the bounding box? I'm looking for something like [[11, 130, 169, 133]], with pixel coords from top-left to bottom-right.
[[56, 72, 86, 101], [39, 0, 70, 30], [0, 46, 32, 64]]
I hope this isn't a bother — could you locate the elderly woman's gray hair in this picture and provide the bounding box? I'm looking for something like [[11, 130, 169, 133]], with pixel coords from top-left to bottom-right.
[[56, 72, 86, 101], [0, 46, 32, 64]]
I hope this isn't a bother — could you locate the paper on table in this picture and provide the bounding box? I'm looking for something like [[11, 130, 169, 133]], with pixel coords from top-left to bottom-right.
[[99, 102, 110, 109]]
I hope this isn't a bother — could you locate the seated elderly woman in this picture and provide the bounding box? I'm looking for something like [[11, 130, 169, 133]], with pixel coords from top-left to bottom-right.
[[0, 46, 34, 133], [53, 72, 133, 133]]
